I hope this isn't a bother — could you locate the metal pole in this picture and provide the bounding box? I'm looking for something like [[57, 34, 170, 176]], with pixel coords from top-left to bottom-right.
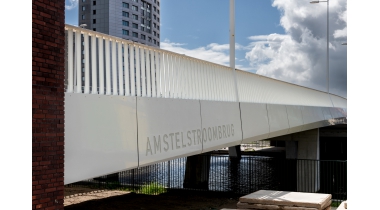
[[230, 0, 239, 102], [327, 0, 329, 94]]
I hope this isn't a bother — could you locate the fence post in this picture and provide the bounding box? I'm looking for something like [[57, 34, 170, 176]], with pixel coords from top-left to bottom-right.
[[167, 161, 170, 188]]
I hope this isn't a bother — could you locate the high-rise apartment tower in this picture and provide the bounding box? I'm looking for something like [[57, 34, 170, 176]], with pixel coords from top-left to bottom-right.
[[79, 0, 160, 47]]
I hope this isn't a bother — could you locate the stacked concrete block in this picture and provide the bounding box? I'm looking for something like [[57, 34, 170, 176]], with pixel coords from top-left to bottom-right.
[[237, 190, 331, 210]]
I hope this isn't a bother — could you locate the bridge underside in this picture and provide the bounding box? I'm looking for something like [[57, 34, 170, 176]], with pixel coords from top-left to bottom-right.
[[64, 93, 346, 184]]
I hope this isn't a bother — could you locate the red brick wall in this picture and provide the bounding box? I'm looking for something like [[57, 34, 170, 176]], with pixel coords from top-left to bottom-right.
[[32, 0, 65, 209]]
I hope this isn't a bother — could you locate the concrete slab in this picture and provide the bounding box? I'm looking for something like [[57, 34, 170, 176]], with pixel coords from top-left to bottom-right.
[[239, 190, 331, 209], [237, 202, 281, 209], [336, 201, 347, 210]]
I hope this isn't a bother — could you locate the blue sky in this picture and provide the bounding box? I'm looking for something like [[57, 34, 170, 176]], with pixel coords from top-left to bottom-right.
[[65, 0, 347, 97]]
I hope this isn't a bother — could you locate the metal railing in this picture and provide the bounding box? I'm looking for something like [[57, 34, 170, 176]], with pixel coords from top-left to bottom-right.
[[66, 155, 347, 203], [64, 24, 346, 108]]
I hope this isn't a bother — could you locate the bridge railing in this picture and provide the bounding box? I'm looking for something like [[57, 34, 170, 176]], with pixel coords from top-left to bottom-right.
[[65, 24, 346, 108]]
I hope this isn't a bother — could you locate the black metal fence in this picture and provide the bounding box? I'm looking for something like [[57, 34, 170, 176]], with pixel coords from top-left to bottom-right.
[[66, 155, 346, 202]]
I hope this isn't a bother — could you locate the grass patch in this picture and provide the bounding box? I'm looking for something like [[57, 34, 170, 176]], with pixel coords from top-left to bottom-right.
[[139, 182, 167, 195]]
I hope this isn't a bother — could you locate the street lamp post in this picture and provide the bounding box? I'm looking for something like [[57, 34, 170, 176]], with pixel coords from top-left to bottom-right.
[[310, 0, 330, 95], [230, 0, 239, 102]]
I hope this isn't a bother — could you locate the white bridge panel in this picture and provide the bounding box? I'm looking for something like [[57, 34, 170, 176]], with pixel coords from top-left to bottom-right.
[[286, 105, 304, 134], [200, 101, 242, 152], [267, 104, 289, 138], [64, 93, 138, 184], [137, 98, 202, 167], [331, 95, 347, 108], [240, 103, 269, 143], [302, 106, 328, 130]]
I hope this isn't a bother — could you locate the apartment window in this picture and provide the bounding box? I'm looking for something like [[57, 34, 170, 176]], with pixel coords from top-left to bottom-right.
[[122, 2, 129, 8], [141, 10, 145, 16], [122, 20, 129, 26], [157, 9, 159, 14], [141, 18, 145, 24], [122, 29, 129, 36], [141, 26, 145, 31], [153, 14, 156, 20], [153, 39, 156, 44], [154, 0, 156, 3], [141, 34, 146, 40], [82, 6, 85, 11], [93, 1, 96, 5], [93, 19, 96, 24], [82, 0, 85, 2], [153, 23, 156, 28], [157, 33, 159, 38], [132, 23, 138, 29], [93, 10, 96, 14], [154, 31, 156, 36], [82, 15, 85, 20], [157, 25, 159, 30], [93, 28, 96, 31], [132, 14, 138, 20], [157, 41, 160, 46], [148, 37, 152, 42], [157, 17, 160, 22], [132, 5, 138, 11], [122, 11, 129, 17], [157, 2, 159, 6], [132, 32, 138, 38], [153, 6, 156, 12]]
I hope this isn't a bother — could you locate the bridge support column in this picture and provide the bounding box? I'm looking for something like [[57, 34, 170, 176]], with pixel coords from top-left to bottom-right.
[[183, 153, 211, 190], [228, 145, 241, 160], [287, 129, 320, 192], [270, 129, 320, 192]]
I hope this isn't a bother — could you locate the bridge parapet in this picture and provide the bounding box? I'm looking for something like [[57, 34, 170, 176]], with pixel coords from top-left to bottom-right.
[[64, 24, 346, 108]]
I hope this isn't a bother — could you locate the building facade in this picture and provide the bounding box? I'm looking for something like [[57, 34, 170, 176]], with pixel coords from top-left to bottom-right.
[[79, 0, 160, 47]]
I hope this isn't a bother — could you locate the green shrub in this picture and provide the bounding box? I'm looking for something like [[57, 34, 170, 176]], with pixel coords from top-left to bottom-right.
[[139, 182, 167, 195]]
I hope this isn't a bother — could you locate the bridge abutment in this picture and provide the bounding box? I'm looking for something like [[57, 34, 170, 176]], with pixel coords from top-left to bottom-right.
[[228, 145, 242, 160], [183, 153, 211, 190]]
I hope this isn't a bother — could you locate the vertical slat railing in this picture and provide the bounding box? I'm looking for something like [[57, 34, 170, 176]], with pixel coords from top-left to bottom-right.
[[163, 53, 169, 98], [65, 25, 344, 107], [105, 38, 111, 95], [118, 41, 124, 96], [83, 33, 90, 94], [67, 29, 74, 93], [135, 46, 141, 97], [111, 40, 117, 95], [146, 49, 152, 97], [140, 47, 146, 97], [91, 34, 97, 94], [129, 44, 135, 96], [75, 30, 81, 93], [98, 37, 104, 95], [123, 43, 130, 96], [158, 52, 164, 97], [152, 51, 158, 97]]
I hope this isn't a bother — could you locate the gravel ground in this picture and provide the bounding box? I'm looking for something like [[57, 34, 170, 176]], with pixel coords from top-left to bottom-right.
[[64, 188, 240, 210]]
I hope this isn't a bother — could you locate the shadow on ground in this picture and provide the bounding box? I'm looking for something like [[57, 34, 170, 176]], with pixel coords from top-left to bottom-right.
[[65, 190, 240, 210]]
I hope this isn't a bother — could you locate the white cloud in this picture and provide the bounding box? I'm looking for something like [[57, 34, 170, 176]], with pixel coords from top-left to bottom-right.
[[65, 0, 78, 10], [245, 0, 347, 97]]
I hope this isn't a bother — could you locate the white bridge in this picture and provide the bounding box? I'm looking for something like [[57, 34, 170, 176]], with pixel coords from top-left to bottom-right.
[[64, 24, 347, 184]]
